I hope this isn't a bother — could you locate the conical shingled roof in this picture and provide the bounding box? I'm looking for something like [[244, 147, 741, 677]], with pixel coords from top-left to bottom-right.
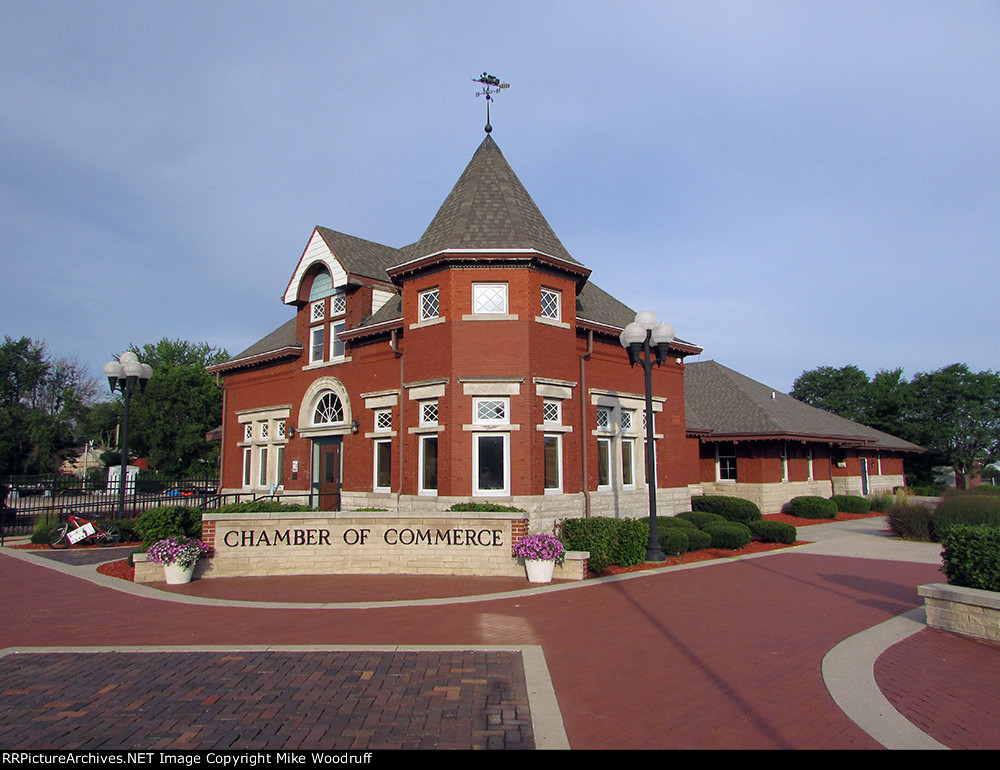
[[402, 135, 579, 264]]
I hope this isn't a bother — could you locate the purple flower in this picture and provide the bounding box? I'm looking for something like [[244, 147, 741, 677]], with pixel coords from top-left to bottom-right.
[[512, 533, 566, 563], [147, 536, 212, 568]]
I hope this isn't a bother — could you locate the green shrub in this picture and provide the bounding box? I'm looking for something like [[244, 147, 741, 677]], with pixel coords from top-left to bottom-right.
[[560, 517, 620, 573], [218, 501, 315, 514], [788, 496, 838, 519], [691, 495, 762, 524], [703, 522, 752, 550], [448, 502, 526, 513], [930, 493, 1000, 542], [657, 515, 698, 529], [685, 528, 712, 551], [968, 486, 1000, 496], [136, 506, 202, 548], [677, 511, 727, 529], [656, 528, 689, 557], [30, 515, 61, 544], [748, 519, 797, 545], [940, 524, 1000, 592], [612, 518, 649, 567], [830, 495, 871, 514], [886, 499, 935, 541], [868, 495, 894, 513]]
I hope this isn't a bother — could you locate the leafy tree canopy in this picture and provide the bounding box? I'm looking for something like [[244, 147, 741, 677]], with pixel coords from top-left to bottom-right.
[[791, 362, 1000, 489]]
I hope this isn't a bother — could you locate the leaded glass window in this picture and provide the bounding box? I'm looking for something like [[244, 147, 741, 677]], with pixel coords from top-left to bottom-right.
[[314, 392, 344, 425]]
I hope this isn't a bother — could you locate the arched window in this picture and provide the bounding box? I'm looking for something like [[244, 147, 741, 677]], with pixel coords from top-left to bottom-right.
[[309, 268, 334, 301], [314, 392, 344, 425]]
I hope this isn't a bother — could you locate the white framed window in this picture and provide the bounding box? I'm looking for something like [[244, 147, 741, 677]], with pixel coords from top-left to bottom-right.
[[621, 439, 635, 488], [544, 434, 562, 493], [473, 283, 508, 314], [330, 321, 346, 359], [258, 446, 269, 486], [474, 397, 508, 425], [717, 442, 738, 482], [597, 437, 612, 489], [275, 445, 285, 487], [620, 409, 634, 433], [420, 400, 439, 427], [419, 287, 440, 321], [419, 435, 438, 495], [276, 420, 286, 440], [242, 448, 252, 488], [310, 326, 325, 364], [374, 439, 392, 492], [374, 408, 392, 432], [311, 300, 325, 322], [542, 399, 561, 425], [807, 447, 814, 481], [596, 407, 611, 430], [473, 432, 509, 496], [540, 288, 560, 320], [259, 420, 269, 441], [331, 289, 346, 316], [781, 441, 789, 482], [244, 423, 253, 442]]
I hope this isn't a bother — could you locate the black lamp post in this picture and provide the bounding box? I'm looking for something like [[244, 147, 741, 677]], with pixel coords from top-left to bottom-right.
[[102, 352, 151, 519], [619, 311, 676, 562]]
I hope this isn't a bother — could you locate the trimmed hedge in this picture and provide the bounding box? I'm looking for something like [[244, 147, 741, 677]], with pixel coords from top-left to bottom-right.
[[788, 496, 838, 520], [748, 519, 797, 544], [560, 517, 622, 573], [703, 522, 752, 549], [677, 511, 727, 529], [218, 501, 315, 513], [941, 524, 1000, 592], [830, 495, 871, 514], [692, 495, 763, 524], [136, 505, 202, 547]]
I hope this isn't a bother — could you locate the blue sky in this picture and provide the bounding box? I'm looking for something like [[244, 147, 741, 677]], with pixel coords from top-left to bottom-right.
[[2, 1, 997, 395]]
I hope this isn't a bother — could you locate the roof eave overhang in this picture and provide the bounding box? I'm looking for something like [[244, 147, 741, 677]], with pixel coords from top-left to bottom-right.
[[206, 346, 302, 375], [693, 431, 923, 451], [576, 319, 703, 357], [387, 249, 592, 286], [339, 319, 404, 342]]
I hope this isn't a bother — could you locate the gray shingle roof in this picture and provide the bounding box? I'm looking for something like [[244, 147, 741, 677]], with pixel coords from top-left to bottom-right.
[[400, 135, 578, 264], [684, 360, 922, 451], [315, 227, 403, 283]]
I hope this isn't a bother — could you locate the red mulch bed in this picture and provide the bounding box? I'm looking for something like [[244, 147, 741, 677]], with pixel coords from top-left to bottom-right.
[[97, 559, 135, 581]]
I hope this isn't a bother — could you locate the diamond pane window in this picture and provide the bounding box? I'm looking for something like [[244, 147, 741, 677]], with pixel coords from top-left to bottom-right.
[[420, 288, 440, 320], [312, 300, 325, 321], [244, 423, 253, 442], [596, 407, 611, 429], [420, 400, 438, 426], [375, 409, 392, 432], [276, 420, 286, 440], [542, 399, 560, 424], [540, 288, 560, 319], [473, 284, 507, 314], [331, 290, 346, 316], [475, 398, 507, 424], [620, 410, 633, 431], [314, 392, 344, 425], [259, 421, 269, 440]]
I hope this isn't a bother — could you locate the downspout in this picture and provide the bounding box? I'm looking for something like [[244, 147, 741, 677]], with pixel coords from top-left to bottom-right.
[[580, 329, 593, 517], [391, 328, 403, 512]]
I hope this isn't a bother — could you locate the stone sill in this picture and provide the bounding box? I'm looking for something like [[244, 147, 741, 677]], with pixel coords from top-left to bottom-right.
[[919, 582, 1000, 643]]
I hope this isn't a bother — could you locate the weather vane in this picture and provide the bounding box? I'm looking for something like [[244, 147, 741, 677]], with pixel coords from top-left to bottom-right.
[[473, 72, 509, 134]]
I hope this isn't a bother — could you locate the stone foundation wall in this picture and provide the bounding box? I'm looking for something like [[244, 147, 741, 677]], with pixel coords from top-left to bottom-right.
[[919, 583, 1000, 643]]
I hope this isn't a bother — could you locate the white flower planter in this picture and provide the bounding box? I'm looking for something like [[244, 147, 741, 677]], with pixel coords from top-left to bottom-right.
[[525, 558, 555, 583], [163, 562, 196, 584]]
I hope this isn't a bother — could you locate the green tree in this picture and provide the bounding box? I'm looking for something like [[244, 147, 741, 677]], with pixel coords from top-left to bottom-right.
[[906, 364, 1000, 490], [790, 365, 875, 425], [0, 337, 98, 474], [120, 339, 229, 476]]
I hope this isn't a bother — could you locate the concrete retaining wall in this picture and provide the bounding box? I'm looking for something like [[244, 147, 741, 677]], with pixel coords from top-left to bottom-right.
[[918, 583, 1000, 643]]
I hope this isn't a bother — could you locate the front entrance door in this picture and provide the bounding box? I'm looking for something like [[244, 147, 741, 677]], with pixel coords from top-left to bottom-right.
[[860, 457, 870, 495], [316, 440, 342, 511]]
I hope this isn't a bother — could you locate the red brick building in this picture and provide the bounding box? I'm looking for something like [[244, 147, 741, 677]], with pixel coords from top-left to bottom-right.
[[209, 135, 920, 521]]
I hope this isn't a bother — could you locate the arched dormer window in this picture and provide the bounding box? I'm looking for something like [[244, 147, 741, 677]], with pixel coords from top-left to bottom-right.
[[309, 268, 334, 301], [314, 392, 345, 425]]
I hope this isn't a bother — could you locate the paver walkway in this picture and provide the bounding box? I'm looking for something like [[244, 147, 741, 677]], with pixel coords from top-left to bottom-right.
[[1, 517, 999, 750]]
